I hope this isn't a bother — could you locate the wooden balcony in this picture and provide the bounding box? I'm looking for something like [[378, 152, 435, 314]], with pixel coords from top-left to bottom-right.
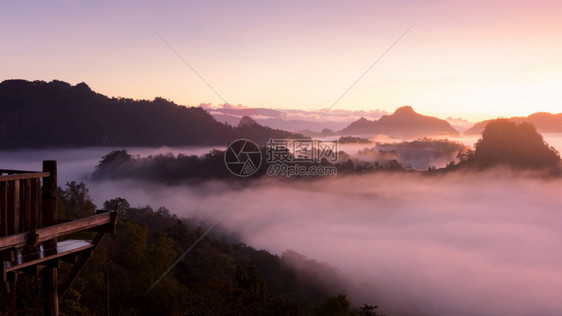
[[0, 161, 118, 315]]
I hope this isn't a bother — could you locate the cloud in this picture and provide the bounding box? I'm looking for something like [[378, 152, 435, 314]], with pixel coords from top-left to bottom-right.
[[201, 103, 389, 131]]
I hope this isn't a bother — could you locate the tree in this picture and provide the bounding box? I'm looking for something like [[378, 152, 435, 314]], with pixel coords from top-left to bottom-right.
[[470, 119, 561, 170], [353, 304, 383, 316], [315, 294, 352, 316], [58, 181, 96, 218]]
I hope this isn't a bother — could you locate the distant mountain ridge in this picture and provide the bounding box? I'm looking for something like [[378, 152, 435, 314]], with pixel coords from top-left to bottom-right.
[[204, 104, 387, 132], [0, 80, 304, 148], [464, 112, 562, 135], [339, 106, 460, 138]]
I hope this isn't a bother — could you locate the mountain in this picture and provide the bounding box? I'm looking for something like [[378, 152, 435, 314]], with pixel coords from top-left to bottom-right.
[[445, 116, 475, 133], [237, 115, 258, 127], [0, 80, 304, 148], [204, 104, 387, 132], [339, 106, 459, 138], [464, 112, 562, 135]]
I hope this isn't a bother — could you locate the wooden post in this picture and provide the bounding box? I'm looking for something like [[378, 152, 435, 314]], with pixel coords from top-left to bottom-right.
[[42, 161, 57, 228], [42, 161, 58, 316], [7, 280, 16, 316], [0, 181, 7, 236], [44, 267, 59, 316]]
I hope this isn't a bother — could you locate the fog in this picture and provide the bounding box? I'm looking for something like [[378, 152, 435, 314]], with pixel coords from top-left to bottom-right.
[[0, 146, 221, 184], [1, 141, 562, 315], [80, 173, 561, 316]]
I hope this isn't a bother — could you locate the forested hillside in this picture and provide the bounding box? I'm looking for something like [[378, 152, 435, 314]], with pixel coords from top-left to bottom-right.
[[2, 182, 382, 316], [0, 80, 304, 148]]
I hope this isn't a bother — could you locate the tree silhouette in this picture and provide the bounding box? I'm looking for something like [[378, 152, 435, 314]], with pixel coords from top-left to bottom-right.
[[315, 294, 351, 316], [470, 119, 561, 170]]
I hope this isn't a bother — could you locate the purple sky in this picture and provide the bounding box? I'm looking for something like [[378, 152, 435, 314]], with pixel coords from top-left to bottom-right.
[[2, 0, 561, 120]]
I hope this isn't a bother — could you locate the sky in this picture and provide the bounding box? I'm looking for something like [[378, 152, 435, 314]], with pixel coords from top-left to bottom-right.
[[1, 0, 561, 121]]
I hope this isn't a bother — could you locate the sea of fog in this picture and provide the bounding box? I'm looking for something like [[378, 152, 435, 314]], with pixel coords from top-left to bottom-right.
[[1, 134, 562, 315]]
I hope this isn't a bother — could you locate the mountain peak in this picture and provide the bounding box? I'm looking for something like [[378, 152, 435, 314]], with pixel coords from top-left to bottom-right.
[[393, 106, 416, 116], [75, 82, 92, 92], [464, 111, 562, 135], [339, 105, 459, 137], [237, 115, 259, 127]]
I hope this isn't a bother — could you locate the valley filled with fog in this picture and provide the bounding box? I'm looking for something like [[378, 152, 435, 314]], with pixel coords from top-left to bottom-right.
[[1, 134, 561, 315]]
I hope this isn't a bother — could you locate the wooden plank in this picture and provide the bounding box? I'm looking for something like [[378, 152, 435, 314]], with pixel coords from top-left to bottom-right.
[[42, 161, 59, 316], [12, 180, 19, 234], [42, 161, 57, 229], [0, 182, 6, 237], [0, 169, 44, 175], [6, 182, 12, 235], [7, 181, 20, 235], [0, 172, 50, 182], [0, 211, 113, 251], [4, 240, 94, 272], [22, 179, 31, 231], [31, 178, 40, 230], [1, 261, 6, 281]]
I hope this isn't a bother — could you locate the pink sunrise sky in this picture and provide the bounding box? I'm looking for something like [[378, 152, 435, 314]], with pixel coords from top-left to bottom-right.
[[1, 0, 561, 121]]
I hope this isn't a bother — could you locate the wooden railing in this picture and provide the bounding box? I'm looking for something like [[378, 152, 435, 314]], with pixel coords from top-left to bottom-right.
[[0, 161, 118, 315], [0, 170, 50, 237]]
